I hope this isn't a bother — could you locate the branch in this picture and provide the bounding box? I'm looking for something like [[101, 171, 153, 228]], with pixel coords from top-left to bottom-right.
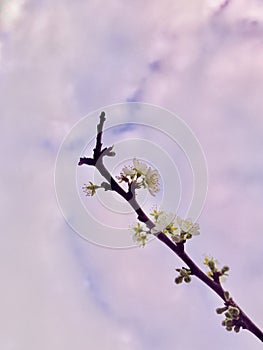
[[78, 112, 111, 167], [94, 111, 106, 159], [78, 112, 263, 342]]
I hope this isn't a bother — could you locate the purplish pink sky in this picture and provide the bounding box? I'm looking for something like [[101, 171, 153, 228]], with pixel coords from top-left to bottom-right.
[[0, 1, 263, 349]]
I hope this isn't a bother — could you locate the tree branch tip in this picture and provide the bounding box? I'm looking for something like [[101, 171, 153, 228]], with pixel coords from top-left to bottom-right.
[[100, 111, 106, 121], [78, 158, 86, 166]]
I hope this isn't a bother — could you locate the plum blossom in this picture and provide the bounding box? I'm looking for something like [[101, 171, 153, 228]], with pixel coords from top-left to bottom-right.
[[122, 165, 136, 176], [133, 158, 148, 175], [144, 167, 160, 196], [116, 158, 160, 196], [151, 212, 178, 235], [149, 209, 200, 243], [177, 217, 200, 237]]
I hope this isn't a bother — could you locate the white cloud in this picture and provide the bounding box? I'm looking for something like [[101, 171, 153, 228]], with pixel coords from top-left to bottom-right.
[[0, 0, 26, 31]]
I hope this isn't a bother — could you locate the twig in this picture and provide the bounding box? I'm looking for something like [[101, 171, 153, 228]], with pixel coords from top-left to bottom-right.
[[78, 112, 263, 342]]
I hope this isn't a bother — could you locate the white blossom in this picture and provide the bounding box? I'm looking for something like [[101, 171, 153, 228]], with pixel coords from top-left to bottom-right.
[[177, 217, 200, 236], [133, 158, 148, 175], [122, 165, 136, 176], [151, 213, 178, 235], [116, 159, 160, 196], [144, 167, 160, 196]]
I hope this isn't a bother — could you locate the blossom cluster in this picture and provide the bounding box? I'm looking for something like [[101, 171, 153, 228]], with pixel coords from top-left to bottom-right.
[[150, 208, 200, 243], [130, 208, 200, 246], [117, 158, 160, 196], [203, 256, 230, 282]]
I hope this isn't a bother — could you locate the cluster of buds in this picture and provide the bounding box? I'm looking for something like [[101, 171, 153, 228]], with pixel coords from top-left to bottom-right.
[[150, 208, 200, 243], [216, 302, 242, 333], [175, 267, 192, 284], [204, 257, 230, 283], [116, 158, 160, 196]]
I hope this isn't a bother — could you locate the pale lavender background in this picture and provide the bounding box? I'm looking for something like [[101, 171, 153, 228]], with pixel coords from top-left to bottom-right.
[[1, 1, 263, 349]]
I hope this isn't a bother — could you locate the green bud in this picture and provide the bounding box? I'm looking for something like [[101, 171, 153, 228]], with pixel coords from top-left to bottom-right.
[[184, 276, 191, 283], [185, 233, 192, 239], [208, 260, 215, 271], [225, 319, 233, 327], [232, 307, 240, 315], [180, 269, 188, 277], [224, 291, 230, 301], [221, 266, 230, 274], [175, 276, 183, 284], [226, 326, 233, 332], [228, 307, 240, 319], [216, 306, 228, 314], [234, 325, 241, 333]]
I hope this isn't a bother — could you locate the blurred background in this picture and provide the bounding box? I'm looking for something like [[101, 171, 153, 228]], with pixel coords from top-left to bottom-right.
[[0, 0, 263, 349]]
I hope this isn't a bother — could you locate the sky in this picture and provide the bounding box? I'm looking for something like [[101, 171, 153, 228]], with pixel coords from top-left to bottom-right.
[[1, 0, 263, 349]]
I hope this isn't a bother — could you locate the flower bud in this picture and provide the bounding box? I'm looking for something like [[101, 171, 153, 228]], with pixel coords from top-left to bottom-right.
[[228, 307, 240, 319], [234, 325, 241, 333], [225, 319, 233, 327], [224, 291, 230, 301], [184, 276, 191, 283], [216, 306, 228, 314], [175, 276, 183, 284], [208, 260, 215, 271], [221, 266, 230, 274]]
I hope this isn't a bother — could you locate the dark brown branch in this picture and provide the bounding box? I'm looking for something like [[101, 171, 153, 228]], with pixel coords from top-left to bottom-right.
[[78, 112, 263, 343], [94, 111, 106, 159], [78, 157, 95, 166]]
